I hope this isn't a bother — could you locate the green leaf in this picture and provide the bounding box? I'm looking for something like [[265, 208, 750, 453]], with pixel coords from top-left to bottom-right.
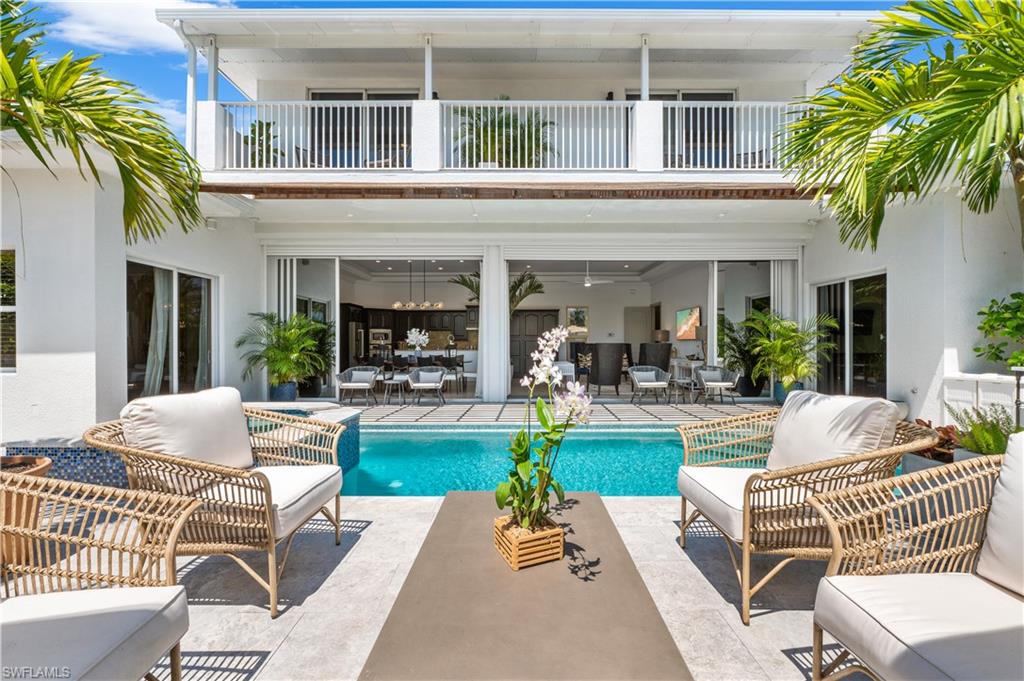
[[495, 481, 511, 509], [551, 479, 566, 504], [516, 460, 533, 483], [536, 397, 554, 431]]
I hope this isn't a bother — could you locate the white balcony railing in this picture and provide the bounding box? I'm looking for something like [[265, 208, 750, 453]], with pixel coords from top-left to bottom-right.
[[202, 99, 802, 174], [441, 101, 634, 170], [663, 101, 803, 171], [221, 101, 414, 170]]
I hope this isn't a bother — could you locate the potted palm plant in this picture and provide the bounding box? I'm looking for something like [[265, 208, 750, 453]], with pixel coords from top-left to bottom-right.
[[494, 326, 592, 570], [744, 310, 838, 405], [298, 321, 335, 398], [456, 96, 555, 168], [235, 312, 326, 401], [719, 317, 767, 397]]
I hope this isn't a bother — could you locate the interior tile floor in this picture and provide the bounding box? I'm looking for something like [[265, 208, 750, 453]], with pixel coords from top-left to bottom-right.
[[160, 496, 862, 681], [359, 401, 775, 424]]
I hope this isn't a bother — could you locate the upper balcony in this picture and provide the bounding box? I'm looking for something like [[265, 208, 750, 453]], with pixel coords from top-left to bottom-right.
[[197, 98, 803, 176], [167, 7, 873, 185]]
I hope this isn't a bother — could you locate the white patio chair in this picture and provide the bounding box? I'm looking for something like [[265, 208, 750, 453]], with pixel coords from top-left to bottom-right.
[[696, 366, 740, 405], [408, 366, 447, 405], [554, 360, 576, 383], [627, 364, 671, 404], [337, 365, 381, 406]]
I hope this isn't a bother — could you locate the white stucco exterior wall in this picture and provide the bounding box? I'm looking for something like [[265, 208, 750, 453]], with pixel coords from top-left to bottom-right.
[[803, 190, 1023, 422]]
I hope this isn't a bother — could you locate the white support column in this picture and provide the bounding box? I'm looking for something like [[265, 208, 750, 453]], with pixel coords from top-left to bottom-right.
[[706, 261, 718, 366], [185, 42, 197, 155], [195, 100, 224, 170], [334, 257, 342, 401], [478, 246, 509, 402], [633, 100, 663, 171], [412, 99, 442, 171], [206, 37, 218, 101], [640, 34, 650, 101], [770, 260, 800, 320], [423, 34, 433, 99]]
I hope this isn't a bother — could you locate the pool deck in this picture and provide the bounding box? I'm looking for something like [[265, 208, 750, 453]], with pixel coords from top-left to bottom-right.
[[358, 401, 774, 424], [164, 496, 856, 681]]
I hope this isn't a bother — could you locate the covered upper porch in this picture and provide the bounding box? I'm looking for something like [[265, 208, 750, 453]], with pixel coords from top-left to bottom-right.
[[159, 8, 875, 179]]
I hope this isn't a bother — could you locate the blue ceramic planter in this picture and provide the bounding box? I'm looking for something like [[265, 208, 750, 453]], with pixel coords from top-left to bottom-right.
[[772, 381, 804, 405], [269, 381, 298, 401]]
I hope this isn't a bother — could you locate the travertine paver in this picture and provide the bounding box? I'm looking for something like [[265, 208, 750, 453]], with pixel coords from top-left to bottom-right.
[[358, 401, 773, 423], [160, 496, 859, 681]]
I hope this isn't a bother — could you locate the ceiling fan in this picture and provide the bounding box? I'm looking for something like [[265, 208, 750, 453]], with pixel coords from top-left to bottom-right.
[[578, 261, 614, 288]]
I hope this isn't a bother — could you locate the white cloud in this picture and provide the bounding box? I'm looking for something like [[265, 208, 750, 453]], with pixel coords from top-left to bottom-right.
[[43, 0, 231, 54], [146, 96, 187, 135]]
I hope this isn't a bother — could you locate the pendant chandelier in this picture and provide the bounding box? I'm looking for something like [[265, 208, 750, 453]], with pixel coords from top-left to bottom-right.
[[392, 260, 444, 310]]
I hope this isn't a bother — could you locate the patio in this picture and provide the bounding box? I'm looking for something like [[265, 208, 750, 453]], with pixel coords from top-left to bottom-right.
[[358, 402, 774, 424], [156, 496, 846, 681]]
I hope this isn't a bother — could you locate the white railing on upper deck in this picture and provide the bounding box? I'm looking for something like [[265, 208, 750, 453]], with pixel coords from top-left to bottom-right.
[[221, 101, 414, 170], [663, 101, 803, 171], [441, 101, 634, 170]]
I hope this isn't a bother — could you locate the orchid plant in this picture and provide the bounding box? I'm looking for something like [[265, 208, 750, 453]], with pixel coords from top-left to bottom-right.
[[406, 328, 430, 351], [495, 326, 593, 530]]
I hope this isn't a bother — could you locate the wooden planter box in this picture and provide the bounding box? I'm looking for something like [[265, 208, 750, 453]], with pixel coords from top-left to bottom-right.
[[493, 514, 564, 571]]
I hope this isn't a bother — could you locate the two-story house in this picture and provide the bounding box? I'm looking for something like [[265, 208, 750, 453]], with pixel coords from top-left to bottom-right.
[[2, 8, 1020, 446]]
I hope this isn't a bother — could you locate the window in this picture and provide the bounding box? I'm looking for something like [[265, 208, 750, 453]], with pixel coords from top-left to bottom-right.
[[1, 250, 15, 369], [309, 91, 415, 168], [816, 273, 887, 398], [127, 261, 214, 400]]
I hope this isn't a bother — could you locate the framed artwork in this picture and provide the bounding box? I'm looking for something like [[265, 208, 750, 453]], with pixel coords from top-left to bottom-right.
[[565, 306, 589, 341], [675, 306, 701, 340]]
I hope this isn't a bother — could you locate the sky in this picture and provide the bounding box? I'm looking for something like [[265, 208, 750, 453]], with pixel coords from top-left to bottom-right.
[[30, 0, 900, 136]]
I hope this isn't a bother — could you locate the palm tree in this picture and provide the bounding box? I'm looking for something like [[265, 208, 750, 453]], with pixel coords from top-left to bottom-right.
[[781, 1, 1024, 254], [447, 270, 545, 312], [1, 0, 202, 243]]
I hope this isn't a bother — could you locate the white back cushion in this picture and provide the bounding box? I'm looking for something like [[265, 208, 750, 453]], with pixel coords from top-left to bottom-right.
[[349, 370, 376, 384], [767, 391, 900, 471], [120, 387, 253, 469], [418, 371, 443, 385], [977, 433, 1024, 597]]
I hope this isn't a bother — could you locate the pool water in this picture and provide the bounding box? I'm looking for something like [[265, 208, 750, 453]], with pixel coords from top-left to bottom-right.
[[343, 426, 683, 496]]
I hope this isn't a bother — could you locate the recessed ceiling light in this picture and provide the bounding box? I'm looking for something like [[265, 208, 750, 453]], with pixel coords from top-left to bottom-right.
[[437, 266, 444, 271], [386, 266, 393, 271], [375, 260, 381, 263], [407, 259, 413, 263], [431, 259, 436, 263], [526, 264, 532, 269], [718, 212, 727, 218], [458, 259, 465, 263], [623, 264, 630, 269], [346, 213, 354, 218]]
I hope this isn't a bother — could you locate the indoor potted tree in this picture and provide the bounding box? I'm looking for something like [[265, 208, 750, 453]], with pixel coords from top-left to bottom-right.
[[299, 320, 335, 398], [745, 310, 838, 404], [235, 312, 326, 401], [719, 317, 767, 397], [494, 326, 592, 570]]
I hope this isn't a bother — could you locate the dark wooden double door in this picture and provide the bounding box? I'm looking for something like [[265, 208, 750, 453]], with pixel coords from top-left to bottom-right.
[[509, 309, 559, 379]]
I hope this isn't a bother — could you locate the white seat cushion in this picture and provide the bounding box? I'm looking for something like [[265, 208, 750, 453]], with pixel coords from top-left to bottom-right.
[[1, 586, 188, 681], [255, 465, 342, 538], [637, 381, 669, 389], [120, 386, 253, 469], [816, 573, 1024, 681], [767, 391, 900, 471], [414, 373, 443, 385], [977, 432, 1024, 597], [340, 382, 373, 389], [677, 466, 765, 540]]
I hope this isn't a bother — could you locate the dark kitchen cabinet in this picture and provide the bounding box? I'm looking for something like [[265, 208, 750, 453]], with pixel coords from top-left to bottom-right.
[[466, 305, 479, 329], [367, 309, 393, 329], [426, 312, 443, 331], [452, 312, 468, 340]]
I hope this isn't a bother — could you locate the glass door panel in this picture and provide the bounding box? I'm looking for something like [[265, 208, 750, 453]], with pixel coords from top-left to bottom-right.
[[816, 282, 845, 395], [127, 262, 173, 399], [177, 273, 212, 394], [850, 274, 886, 397]]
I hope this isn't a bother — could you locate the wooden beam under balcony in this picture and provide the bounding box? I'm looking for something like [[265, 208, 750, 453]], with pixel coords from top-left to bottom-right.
[[199, 182, 817, 201]]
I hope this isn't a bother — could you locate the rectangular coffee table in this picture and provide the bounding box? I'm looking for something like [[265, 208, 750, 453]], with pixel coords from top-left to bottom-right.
[[359, 492, 692, 680]]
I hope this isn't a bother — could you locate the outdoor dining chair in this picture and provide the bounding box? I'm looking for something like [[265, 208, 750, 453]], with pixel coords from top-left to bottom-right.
[[408, 366, 447, 404], [337, 365, 381, 405], [627, 364, 671, 404]]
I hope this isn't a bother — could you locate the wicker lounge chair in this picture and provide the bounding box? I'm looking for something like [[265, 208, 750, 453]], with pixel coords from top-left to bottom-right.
[[408, 366, 447, 404], [1, 472, 199, 681], [676, 391, 937, 624], [627, 364, 671, 404], [83, 387, 345, 618], [337, 365, 381, 405], [807, 436, 1020, 681]]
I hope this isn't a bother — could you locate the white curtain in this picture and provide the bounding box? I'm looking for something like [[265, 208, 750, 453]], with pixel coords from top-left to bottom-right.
[[142, 268, 173, 396], [194, 277, 210, 390]]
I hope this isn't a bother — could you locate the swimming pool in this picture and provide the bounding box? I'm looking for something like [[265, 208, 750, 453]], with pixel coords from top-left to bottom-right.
[[342, 426, 683, 496]]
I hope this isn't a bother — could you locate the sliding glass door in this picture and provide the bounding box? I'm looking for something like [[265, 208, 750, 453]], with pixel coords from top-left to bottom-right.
[[127, 261, 213, 400], [816, 273, 887, 398]]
